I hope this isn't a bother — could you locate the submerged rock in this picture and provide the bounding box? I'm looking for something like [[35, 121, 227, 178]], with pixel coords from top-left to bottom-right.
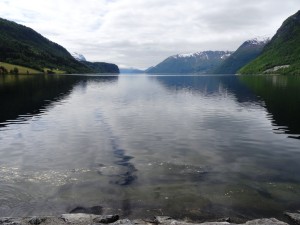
[[28, 217, 46, 225], [61, 213, 119, 224], [93, 215, 120, 224], [285, 212, 300, 224], [69, 206, 103, 215]]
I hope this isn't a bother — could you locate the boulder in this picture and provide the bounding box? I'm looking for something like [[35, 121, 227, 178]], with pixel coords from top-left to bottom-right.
[[285, 212, 300, 224]]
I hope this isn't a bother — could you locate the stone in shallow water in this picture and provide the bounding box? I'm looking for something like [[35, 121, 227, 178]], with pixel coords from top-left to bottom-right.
[[69, 206, 103, 215], [285, 212, 300, 224], [28, 217, 46, 225], [61, 214, 120, 225], [93, 215, 120, 224]]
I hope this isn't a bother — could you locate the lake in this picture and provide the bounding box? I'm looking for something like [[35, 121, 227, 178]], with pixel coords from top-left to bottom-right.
[[0, 74, 300, 221]]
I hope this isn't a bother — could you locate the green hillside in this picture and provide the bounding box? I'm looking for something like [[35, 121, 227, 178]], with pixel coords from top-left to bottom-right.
[[239, 10, 300, 75], [0, 62, 42, 75], [0, 18, 91, 74]]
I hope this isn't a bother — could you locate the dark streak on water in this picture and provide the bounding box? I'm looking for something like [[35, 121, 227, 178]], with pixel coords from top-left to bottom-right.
[[0, 74, 300, 222], [94, 99, 137, 186]]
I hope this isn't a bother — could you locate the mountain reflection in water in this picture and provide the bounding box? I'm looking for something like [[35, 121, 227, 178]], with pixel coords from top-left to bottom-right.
[[0, 74, 299, 221]]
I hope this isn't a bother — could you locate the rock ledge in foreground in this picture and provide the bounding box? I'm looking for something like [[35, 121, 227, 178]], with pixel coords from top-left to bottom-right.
[[0, 214, 290, 225]]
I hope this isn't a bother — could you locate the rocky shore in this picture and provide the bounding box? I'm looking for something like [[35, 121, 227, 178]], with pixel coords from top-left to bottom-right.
[[1, 212, 300, 225]]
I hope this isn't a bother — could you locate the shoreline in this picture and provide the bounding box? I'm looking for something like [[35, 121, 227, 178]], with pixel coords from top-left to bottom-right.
[[1, 212, 299, 225]]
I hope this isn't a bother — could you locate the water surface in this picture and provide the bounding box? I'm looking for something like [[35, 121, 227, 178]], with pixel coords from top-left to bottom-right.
[[0, 74, 300, 221]]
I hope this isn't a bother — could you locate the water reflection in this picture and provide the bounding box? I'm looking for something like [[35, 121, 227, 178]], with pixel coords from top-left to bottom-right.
[[155, 75, 300, 139], [239, 75, 300, 139], [0, 74, 300, 221], [154, 75, 261, 106], [0, 75, 118, 127]]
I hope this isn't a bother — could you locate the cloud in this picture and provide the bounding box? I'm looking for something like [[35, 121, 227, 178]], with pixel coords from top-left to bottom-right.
[[0, 0, 300, 69]]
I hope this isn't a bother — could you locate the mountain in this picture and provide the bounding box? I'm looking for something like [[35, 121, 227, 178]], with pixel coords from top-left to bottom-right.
[[71, 52, 119, 73], [239, 10, 300, 75], [71, 52, 86, 62], [0, 18, 119, 74], [120, 67, 144, 74], [214, 37, 269, 74], [81, 61, 119, 74], [146, 51, 233, 74], [0, 18, 92, 74], [145, 66, 154, 73]]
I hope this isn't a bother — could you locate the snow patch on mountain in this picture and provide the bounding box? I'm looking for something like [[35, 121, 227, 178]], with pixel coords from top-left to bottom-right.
[[248, 36, 270, 45], [174, 52, 208, 59], [71, 52, 86, 61], [221, 53, 232, 59], [172, 51, 232, 60]]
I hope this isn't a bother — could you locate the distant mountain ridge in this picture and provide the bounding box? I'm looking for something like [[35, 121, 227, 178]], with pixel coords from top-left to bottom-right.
[[120, 67, 144, 74], [72, 52, 119, 73], [0, 18, 119, 74], [146, 51, 233, 74], [239, 10, 300, 75], [214, 37, 269, 74], [82, 61, 120, 74]]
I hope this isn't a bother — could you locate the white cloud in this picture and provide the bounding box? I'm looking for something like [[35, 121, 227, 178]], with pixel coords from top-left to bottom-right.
[[0, 0, 300, 69]]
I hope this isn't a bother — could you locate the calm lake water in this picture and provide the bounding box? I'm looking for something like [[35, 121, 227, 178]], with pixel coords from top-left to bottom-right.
[[0, 74, 300, 221]]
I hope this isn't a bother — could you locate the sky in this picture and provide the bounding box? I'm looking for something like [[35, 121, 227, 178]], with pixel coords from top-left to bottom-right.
[[0, 0, 300, 69]]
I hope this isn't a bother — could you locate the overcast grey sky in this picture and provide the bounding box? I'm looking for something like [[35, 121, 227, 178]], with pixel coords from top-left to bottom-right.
[[0, 0, 299, 69]]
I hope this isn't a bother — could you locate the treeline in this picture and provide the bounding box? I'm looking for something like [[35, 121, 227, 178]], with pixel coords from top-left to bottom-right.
[[0, 66, 19, 75]]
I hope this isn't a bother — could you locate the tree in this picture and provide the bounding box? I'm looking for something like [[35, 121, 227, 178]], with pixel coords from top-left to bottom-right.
[[0, 66, 8, 75], [13, 67, 19, 75]]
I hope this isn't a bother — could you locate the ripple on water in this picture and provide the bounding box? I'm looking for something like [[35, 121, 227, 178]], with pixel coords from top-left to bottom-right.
[[0, 166, 92, 186]]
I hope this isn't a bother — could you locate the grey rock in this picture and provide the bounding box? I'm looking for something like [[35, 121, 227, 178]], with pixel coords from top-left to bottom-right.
[[0, 214, 291, 225], [155, 216, 172, 224], [0, 218, 12, 223], [131, 219, 152, 225], [110, 219, 134, 225], [285, 212, 300, 224], [196, 223, 229, 225], [93, 215, 119, 224], [0, 218, 22, 225], [61, 213, 95, 223], [28, 217, 46, 225], [217, 218, 231, 223], [152, 217, 288, 225], [154, 216, 229, 225], [243, 218, 289, 225]]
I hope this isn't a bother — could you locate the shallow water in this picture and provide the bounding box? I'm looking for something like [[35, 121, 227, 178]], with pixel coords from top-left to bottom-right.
[[0, 74, 300, 221]]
